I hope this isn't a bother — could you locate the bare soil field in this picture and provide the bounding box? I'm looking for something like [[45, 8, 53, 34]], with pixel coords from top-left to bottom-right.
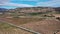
[[53, 14, 60, 17], [1, 17, 45, 25], [21, 19, 60, 34]]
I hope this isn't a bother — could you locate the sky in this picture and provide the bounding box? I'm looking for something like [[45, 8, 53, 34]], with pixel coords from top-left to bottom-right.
[[0, 0, 60, 9]]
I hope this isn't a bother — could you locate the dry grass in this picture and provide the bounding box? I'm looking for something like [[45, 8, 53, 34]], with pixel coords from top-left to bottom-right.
[[0, 22, 32, 34]]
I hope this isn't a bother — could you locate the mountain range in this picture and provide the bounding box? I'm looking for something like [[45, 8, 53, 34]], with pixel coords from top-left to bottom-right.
[[0, 8, 8, 12], [0, 7, 60, 13]]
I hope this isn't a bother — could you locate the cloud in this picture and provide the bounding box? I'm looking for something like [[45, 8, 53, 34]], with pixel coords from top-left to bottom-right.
[[0, 0, 10, 4], [11, 0, 39, 2], [0, 0, 60, 8], [0, 0, 34, 7], [0, 3, 34, 7], [36, 0, 60, 7]]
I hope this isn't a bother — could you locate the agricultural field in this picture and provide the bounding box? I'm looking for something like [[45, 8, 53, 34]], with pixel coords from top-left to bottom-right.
[[2, 17, 46, 25]]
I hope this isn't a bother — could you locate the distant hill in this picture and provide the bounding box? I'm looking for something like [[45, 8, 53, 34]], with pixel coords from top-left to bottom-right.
[[54, 7, 60, 11], [0, 7, 60, 15], [0, 7, 60, 13], [0, 8, 8, 12], [14, 7, 60, 13]]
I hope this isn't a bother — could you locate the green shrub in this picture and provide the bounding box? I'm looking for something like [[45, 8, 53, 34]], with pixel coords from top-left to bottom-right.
[[28, 12, 43, 16], [56, 17, 60, 20]]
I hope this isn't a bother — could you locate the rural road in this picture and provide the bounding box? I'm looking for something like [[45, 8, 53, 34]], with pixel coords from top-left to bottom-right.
[[0, 18, 41, 34]]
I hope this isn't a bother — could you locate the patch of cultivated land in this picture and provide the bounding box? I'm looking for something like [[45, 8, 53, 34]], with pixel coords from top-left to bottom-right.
[[21, 19, 60, 34], [0, 22, 33, 34], [2, 17, 45, 25]]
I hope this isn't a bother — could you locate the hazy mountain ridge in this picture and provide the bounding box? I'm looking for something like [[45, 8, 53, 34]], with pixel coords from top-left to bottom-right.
[[11, 7, 60, 13], [0, 7, 60, 12], [0, 7, 60, 16], [0, 8, 8, 12]]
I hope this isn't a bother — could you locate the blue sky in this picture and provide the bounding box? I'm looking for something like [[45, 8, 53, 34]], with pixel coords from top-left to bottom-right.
[[0, 0, 60, 9]]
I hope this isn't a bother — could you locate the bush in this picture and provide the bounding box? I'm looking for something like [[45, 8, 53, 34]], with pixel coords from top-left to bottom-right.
[[28, 12, 43, 16], [43, 14, 55, 17], [56, 17, 60, 20]]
